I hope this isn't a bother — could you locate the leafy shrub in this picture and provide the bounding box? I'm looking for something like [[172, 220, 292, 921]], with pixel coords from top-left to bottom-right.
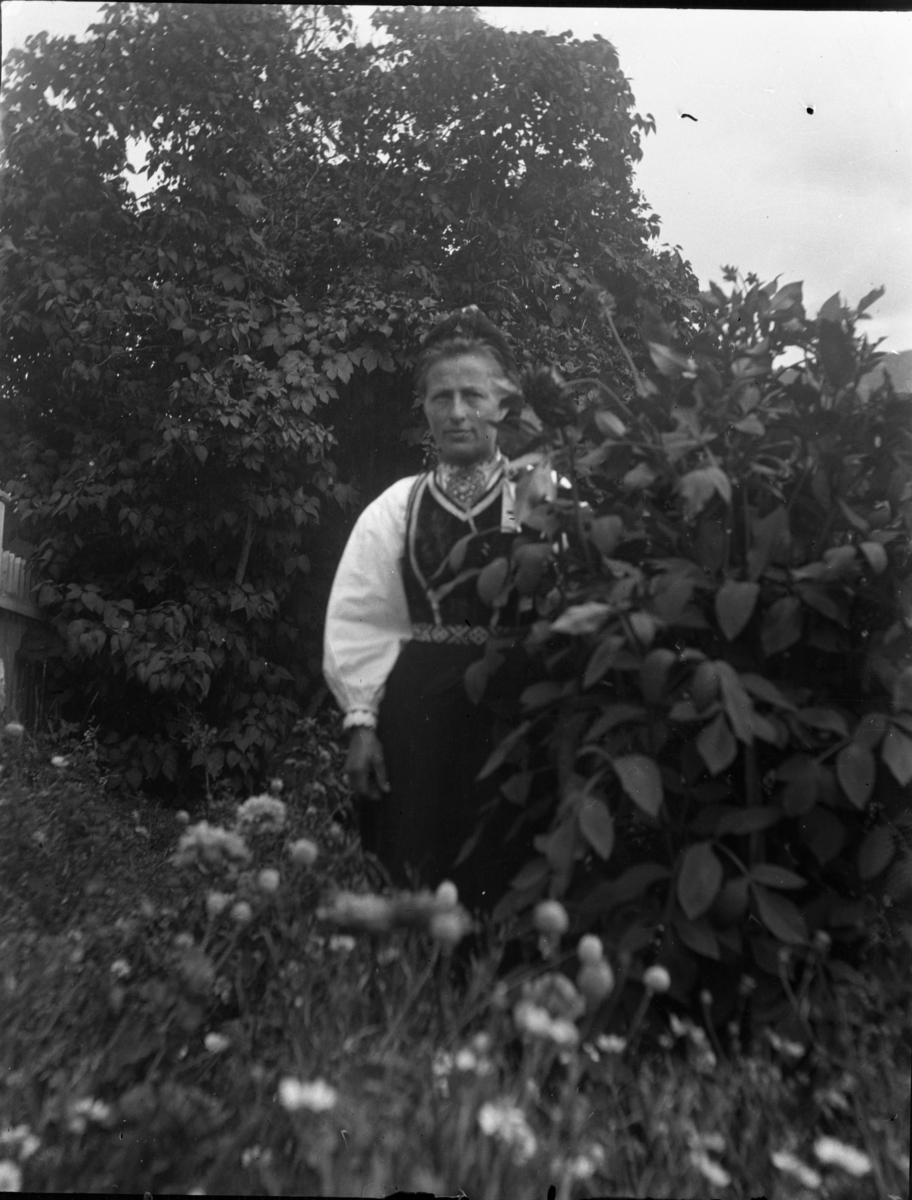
[[474, 273, 912, 1031]]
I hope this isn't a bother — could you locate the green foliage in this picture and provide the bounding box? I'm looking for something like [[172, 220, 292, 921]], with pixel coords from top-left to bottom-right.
[[0, 3, 697, 794], [475, 274, 912, 1022]]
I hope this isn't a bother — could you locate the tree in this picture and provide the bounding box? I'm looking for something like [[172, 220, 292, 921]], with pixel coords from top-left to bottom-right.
[[0, 3, 698, 793]]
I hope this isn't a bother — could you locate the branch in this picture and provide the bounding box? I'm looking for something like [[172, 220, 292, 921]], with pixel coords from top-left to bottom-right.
[[234, 509, 255, 586]]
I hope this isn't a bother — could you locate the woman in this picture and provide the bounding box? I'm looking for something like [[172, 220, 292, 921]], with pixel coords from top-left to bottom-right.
[[323, 307, 537, 911]]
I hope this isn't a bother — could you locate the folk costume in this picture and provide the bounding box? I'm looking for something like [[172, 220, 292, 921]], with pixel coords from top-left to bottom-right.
[[323, 449, 537, 910]]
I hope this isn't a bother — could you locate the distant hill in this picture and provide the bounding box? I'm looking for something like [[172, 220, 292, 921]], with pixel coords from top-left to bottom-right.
[[859, 349, 912, 398]]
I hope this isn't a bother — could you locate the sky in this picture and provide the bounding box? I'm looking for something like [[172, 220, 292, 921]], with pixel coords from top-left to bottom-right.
[[3, 3, 911, 351]]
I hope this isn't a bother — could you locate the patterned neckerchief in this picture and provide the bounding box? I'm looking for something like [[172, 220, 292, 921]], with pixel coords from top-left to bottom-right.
[[435, 453, 503, 510]]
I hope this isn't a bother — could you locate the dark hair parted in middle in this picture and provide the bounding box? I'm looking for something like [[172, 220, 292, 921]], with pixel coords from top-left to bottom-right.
[[414, 306, 521, 397]]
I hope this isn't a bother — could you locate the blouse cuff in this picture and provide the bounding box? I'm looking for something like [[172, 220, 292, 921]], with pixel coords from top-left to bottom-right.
[[342, 709, 378, 731]]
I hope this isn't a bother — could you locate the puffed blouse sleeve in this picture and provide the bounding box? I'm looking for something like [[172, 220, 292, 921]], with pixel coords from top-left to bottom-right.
[[322, 476, 417, 729]]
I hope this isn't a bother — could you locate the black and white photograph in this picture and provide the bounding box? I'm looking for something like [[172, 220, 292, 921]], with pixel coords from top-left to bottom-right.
[[1, 4, 910, 1196]]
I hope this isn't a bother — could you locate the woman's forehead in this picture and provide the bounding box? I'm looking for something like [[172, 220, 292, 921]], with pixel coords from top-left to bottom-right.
[[424, 350, 508, 391]]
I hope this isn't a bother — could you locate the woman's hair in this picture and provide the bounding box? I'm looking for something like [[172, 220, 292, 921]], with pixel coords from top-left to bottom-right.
[[414, 306, 521, 398]]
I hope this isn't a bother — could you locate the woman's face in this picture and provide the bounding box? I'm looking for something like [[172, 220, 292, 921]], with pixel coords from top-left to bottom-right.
[[422, 351, 511, 466]]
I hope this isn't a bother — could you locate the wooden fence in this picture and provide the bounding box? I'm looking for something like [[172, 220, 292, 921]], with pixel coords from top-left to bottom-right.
[[0, 499, 46, 724]]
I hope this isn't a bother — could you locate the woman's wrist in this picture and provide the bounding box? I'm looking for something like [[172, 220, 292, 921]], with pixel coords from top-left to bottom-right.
[[342, 709, 377, 732]]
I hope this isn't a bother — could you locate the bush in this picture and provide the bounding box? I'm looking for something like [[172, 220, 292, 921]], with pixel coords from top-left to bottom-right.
[[471, 273, 912, 1031]]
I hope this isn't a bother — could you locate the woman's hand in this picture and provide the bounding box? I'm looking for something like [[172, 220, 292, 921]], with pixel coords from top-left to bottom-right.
[[345, 727, 390, 800]]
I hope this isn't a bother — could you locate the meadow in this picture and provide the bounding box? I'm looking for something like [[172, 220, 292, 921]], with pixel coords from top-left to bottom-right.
[[1, 714, 909, 1198]]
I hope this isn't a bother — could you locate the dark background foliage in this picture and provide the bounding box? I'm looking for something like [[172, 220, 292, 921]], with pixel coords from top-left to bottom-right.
[[0, 3, 697, 794]]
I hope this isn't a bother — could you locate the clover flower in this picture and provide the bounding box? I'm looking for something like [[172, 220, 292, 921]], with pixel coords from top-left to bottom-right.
[[171, 822, 251, 869], [577, 934, 604, 965], [0, 1126, 39, 1160], [236, 794, 287, 834], [435, 880, 459, 907], [328, 935, 356, 954], [50, 755, 69, 769], [288, 837, 319, 867], [577, 960, 615, 1007], [231, 901, 253, 925], [278, 1077, 338, 1113], [429, 908, 472, 948], [0, 1160, 22, 1192], [67, 1097, 112, 1134], [813, 1136, 872, 1176], [257, 868, 280, 894], [772, 1149, 822, 1189], [204, 1033, 230, 1054], [477, 1099, 538, 1166], [3, 722, 25, 740], [317, 891, 394, 934], [268, 777, 284, 794], [513, 1000, 579, 1049], [643, 965, 671, 993], [552, 1145, 606, 1183], [533, 900, 569, 936], [109, 958, 131, 981], [206, 890, 233, 919], [596, 1034, 627, 1055]]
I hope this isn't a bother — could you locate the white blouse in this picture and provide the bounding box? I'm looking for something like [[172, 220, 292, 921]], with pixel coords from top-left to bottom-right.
[[323, 466, 518, 729]]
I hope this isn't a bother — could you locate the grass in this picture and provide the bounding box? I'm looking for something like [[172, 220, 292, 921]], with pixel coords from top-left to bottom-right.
[[0, 713, 909, 1198]]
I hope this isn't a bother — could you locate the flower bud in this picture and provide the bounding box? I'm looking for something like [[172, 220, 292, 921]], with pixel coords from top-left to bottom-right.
[[643, 965, 671, 994], [577, 960, 615, 1006], [204, 1032, 230, 1054], [430, 909, 470, 948], [435, 880, 459, 908], [50, 755, 69, 768], [3, 722, 25, 740], [257, 868, 280, 894], [206, 890, 233, 919], [176, 810, 190, 825], [577, 934, 604, 966], [269, 777, 284, 794], [230, 901, 253, 925], [533, 900, 569, 937]]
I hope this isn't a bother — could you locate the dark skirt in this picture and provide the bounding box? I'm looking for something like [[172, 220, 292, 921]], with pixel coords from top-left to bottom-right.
[[358, 640, 533, 912]]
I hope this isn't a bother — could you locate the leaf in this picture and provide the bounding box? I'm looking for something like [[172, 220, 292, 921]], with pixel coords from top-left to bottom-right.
[[536, 817, 578, 877], [520, 680, 567, 710], [882, 725, 912, 787], [852, 712, 889, 749], [583, 634, 625, 689], [817, 292, 844, 323], [696, 713, 737, 776], [509, 857, 550, 890], [589, 515, 623, 556], [749, 864, 807, 890], [817, 318, 855, 389], [798, 808, 846, 865], [795, 708, 849, 737], [715, 806, 781, 836], [761, 596, 803, 657], [578, 797, 615, 860], [673, 913, 720, 960], [578, 862, 671, 915], [585, 703, 646, 741], [740, 673, 797, 711], [713, 661, 756, 743], [715, 580, 760, 640], [748, 506, 790, 580], [551, 602, 611, 636], [639, 648, 676, 704], [647, 341, 695, 377], [447, 533, 474, 574], [679, 466, 731, 521], [836, 743, 876, 808], [778, 754, 819, 816], [859, 541, 888, 575], [677, 842, 723, 920], [477, 721, 531, 780], [194, 444, 208, 464], [477, 556, 510, 606], [857, 285, 885, 314], [751, 885, 807, 945], [858, 825, 894, 881], [513, 460, 555, 525], [769, 280, 804, 313], [594, 410, 626, 438], [612, 754, 663, 817]]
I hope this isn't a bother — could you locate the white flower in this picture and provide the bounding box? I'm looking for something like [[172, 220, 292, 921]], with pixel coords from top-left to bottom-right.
[[3, 722, 25, 740], [772, 1149, 822, 1189], [643, 964, 671, 993], [429, 909, 471, 948], [236, 794, 287, 834], [689, 1148, 731, 1188], [109, 958, 131, 980], [176, 809, 190, 825], [522, 971, 585, 1021], [471, 1031, 492, 1056], [241, 1145, 273, 1169], [288, 837, 319, 867], [0, 1160, 22, 1192], [50, 754, 69, 768], [577, 934, 604, 965], [257, 868, 280, 894], [230, 901, 253, 925], [171, 822, 251, 869], [432, 1050, 454, 1078], [328, 935, 356, 954], [813, 1136, 872, 1176], [204, 1033, 230, 1054], [513, 1000, 579, 1048], [596, 1034, 627, 1055], [454, 1048, 479, 1072], [318, 892, 393, 933], [558, 1145, 606, 1182], [278, 1077, 338, 1113], [205, 890, 233, 919], [477, 1099, 538, 1166], [435, 879, 459, 907], [69, 1097, 111, 1129], [533, 900, 569, 936], [269, 777, 284, 794]]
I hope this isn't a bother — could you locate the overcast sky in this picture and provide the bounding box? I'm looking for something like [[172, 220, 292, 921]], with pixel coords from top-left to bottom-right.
[[4, 3, 911, 350]]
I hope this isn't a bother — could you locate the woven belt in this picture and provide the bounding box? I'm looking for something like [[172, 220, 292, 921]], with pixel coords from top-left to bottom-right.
[[410, 623, 526, 646]]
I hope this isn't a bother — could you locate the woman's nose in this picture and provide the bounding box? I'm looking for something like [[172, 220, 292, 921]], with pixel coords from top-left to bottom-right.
[[450, 393, 475, 419]]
